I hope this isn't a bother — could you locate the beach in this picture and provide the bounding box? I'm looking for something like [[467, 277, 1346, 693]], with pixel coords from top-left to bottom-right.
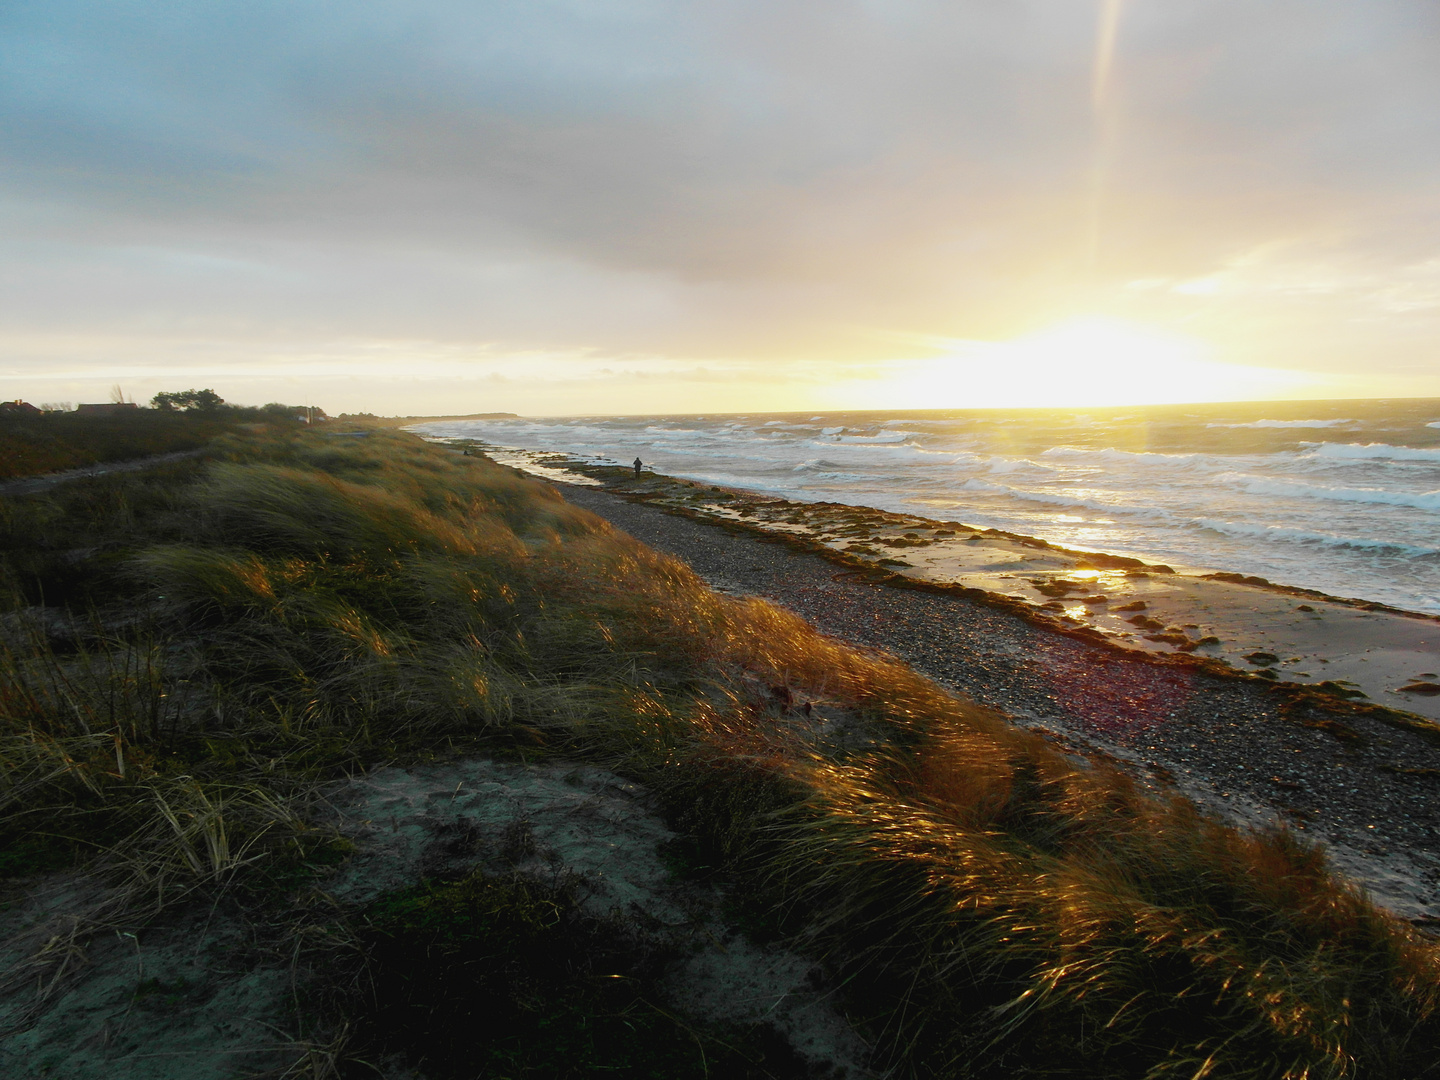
[[512, 456, 1440, 921], [6, 426, 1440, 1078], [415, 400, 1440, 617]]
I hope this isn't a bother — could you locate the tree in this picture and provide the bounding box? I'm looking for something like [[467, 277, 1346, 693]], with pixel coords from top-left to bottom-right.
[[152, 389, 226, 413]]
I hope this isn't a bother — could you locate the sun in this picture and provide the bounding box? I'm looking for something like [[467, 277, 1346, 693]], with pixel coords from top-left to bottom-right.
[[888, 317, 1313, 409], [1006, 318, 1208, 401]]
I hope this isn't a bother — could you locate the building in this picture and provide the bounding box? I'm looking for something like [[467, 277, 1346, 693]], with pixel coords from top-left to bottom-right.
[[75, 403, 140, 416]]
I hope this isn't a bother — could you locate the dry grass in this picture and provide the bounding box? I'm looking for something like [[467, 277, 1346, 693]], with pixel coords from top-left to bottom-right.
[[1, 426, 1437, 1077], [0, 410, 248, 480]]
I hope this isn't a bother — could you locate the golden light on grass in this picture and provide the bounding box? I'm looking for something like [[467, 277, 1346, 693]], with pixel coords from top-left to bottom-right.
[[3, 425, 1437, 1075]]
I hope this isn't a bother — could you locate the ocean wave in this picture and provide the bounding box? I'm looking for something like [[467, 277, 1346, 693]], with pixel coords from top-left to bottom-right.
[[987, 456, 1054, 474], [790, 458, 867, 477], [797, 440, 960, 463], [419, 411, 1440, 617], [1309, 442, 1440, 463], [1207, 418, 1357, 429], [1038, 446, 1208, 466], [1215, 472, 1440, 510], [959, 478, 1165, 517], [821, 431, 915, 444], [1193, 519, 1440, 557]]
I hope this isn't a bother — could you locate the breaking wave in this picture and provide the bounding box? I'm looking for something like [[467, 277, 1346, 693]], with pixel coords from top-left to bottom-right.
[[413, 402, 1440, 614], [1194, 519, 1440, 558], [1308, 442, 1440, 463], [1039, 446, 1209, 467], [1208, 418, 1357, 429], [1216, 473, 1440, 510]]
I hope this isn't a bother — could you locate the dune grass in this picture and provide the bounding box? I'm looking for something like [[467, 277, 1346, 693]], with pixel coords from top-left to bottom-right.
[[0, 410, 255, 481], [1, 427, 1437, 1077]]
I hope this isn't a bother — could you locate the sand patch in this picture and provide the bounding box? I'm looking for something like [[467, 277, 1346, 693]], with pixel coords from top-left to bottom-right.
[[0, 876, 293, 1080], [329, 758, 877, 1079], [0, 757, 877, 1079]]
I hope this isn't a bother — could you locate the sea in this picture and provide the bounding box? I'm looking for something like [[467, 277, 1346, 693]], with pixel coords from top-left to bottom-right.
[[413, 398, 1440, 616]]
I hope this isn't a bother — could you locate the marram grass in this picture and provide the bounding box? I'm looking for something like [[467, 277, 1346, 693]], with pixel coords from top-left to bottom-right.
[[0, 425, 1436, 1078]]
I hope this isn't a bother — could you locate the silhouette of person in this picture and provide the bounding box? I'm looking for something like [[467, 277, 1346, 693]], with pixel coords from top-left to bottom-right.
[[633, 457, 643, 478]]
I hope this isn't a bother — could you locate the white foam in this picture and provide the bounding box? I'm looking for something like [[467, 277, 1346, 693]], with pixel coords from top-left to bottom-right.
[[790, 461, 869, 481], [1215, 472, 1440, 510], [1310, 442, 1440, 463], [1039, 446, 1208, 466], [986, 456, 1053, 475], [1193, 519, 1440, 557], [409, 411, 1440, 616], [1207, 418, 1357, 429], [960, 477, 1165, 518], [799, 440, 951, 464], [824, 431, 913, 444]]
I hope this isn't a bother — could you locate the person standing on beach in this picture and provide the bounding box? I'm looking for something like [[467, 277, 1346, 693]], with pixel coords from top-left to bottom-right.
[[633, 457, 643, 477]]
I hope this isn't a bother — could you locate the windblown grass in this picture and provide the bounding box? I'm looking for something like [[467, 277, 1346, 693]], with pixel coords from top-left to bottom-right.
[[1, 426, 1436, 1077], [0, 410, 247, 480]]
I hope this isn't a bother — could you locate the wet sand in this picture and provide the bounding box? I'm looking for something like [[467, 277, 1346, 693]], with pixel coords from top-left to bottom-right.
[[814, 515, 1439, 722]]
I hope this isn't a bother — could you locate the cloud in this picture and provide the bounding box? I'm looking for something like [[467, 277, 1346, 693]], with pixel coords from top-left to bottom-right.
[[2, 0, 1439, 409]]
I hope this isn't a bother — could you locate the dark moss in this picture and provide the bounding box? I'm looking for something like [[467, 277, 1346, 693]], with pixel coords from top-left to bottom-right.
[[350, 870, 808, 1079]]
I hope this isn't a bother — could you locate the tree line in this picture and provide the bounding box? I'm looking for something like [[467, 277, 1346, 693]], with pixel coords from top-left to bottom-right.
[[150, 388, 326, 421]]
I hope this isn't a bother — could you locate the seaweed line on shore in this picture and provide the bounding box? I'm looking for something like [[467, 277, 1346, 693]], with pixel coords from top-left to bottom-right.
[[456, 443, 1440, 746]]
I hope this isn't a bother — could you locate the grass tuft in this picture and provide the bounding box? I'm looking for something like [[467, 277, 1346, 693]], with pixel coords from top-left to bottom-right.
[[0, 426, 1436, 1077]]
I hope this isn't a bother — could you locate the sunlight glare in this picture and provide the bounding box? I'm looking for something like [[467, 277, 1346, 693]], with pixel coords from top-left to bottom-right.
[[901, 318, 1313, 408]]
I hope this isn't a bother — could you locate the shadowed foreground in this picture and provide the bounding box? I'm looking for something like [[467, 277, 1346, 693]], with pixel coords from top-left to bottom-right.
[[1, 428, 1437, 1078]]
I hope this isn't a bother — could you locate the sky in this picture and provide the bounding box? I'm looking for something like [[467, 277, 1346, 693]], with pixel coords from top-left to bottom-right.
[[3, 0, 1439, 416]]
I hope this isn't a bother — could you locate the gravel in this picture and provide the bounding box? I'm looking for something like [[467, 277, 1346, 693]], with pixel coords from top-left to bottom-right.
[[561, 483, 1440, 921]]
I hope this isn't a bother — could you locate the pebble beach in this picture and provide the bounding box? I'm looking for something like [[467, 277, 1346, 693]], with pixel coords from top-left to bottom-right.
[[543, 466, 1440, 924]]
